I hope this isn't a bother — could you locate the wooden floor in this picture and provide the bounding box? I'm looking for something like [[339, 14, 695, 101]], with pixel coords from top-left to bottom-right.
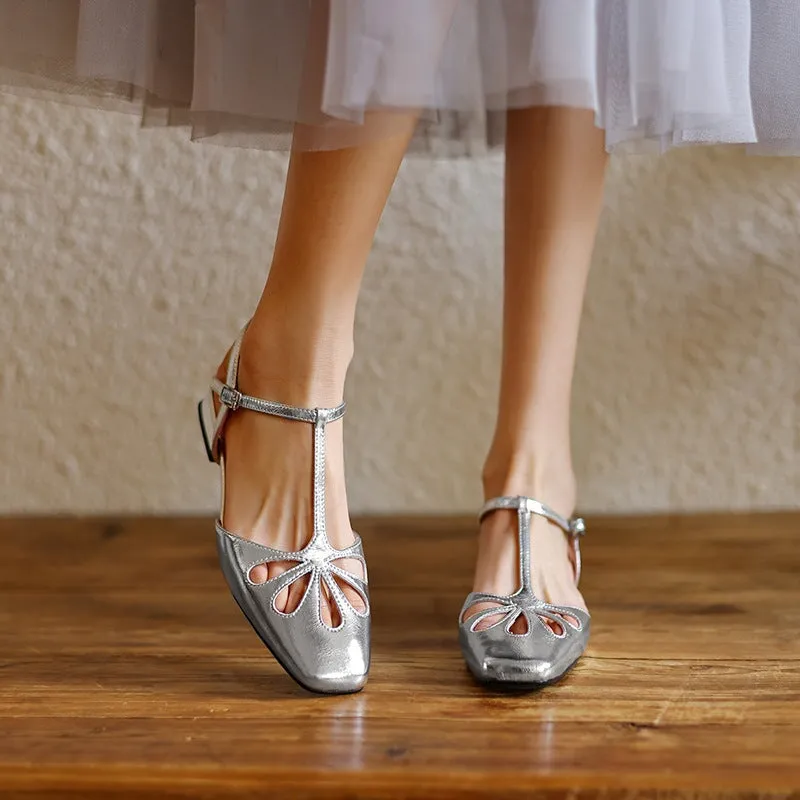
[[1, 513, 798, 799]]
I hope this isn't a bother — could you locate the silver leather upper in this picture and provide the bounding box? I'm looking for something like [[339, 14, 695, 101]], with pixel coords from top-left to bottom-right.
[[459, 495, 590, 686], [203, 324, 370, 694], [216, 524, 370, 694]]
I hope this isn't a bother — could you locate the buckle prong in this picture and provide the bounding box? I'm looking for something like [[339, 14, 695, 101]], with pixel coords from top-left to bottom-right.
[[220, 386, 242, 411]]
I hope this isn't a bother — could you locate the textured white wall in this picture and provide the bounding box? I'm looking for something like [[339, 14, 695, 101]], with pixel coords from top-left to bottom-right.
[[0, 94, 797, 514]]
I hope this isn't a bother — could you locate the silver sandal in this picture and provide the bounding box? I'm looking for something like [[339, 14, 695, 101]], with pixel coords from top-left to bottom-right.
[[459, 496, 589, 687], [197, 326, 370, 694]]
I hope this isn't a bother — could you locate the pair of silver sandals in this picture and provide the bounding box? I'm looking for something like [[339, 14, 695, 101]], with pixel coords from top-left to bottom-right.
[[198, 327, 590, 695]]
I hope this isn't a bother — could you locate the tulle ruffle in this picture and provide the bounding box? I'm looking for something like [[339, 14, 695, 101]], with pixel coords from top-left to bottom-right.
[[1, 0, 799, 155]]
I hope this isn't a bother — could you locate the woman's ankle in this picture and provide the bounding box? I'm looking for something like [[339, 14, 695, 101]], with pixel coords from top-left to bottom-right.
[[481, 446, 577, 517], [221, 316, 354, 408]]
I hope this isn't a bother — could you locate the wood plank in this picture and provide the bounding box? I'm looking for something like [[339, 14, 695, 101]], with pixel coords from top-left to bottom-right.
[[0, 653, 797, 724], [0, 513, 798, 798], [1, 719, 798, 789], [2, 588, 798, 660]]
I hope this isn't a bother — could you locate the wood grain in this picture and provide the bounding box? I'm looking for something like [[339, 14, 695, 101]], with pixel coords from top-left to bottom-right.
[[0, 513, 798, 799]]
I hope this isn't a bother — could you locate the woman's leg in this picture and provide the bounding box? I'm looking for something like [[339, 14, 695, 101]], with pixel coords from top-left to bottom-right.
[[472, 106, 607, 629], [217, 115, 417, 622]]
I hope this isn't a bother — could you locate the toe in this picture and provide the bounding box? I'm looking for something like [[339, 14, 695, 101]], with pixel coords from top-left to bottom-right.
[[267, 562, 290, 611], [331, 557, 368, 614], [340, 584, 367, 614], [319, 580, 337, 628], [285, 571, 311, 614], [466, 601, 509, 632], [249, 563, 270, 585]]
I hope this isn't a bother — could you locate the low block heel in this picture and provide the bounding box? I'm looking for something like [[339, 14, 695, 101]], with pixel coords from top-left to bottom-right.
[[197, 395, 215, 463]]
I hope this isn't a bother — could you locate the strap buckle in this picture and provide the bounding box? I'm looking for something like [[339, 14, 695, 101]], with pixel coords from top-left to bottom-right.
[[570, 517, 586, 537], [219, 385, 242, 411]]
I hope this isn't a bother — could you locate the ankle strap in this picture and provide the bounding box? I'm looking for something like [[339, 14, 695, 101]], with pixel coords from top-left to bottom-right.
[[479, 495, 586, 537], [212, 323, 345, 424], [211, 378, 345, 423]]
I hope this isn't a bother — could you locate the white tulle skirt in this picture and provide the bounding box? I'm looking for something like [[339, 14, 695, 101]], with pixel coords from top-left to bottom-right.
[[1, 0, 799, 154]]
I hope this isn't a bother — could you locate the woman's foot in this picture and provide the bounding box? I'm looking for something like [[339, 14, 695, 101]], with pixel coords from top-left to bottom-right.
[[468, 461, 586, 634], [213, 321, 365, 626]]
